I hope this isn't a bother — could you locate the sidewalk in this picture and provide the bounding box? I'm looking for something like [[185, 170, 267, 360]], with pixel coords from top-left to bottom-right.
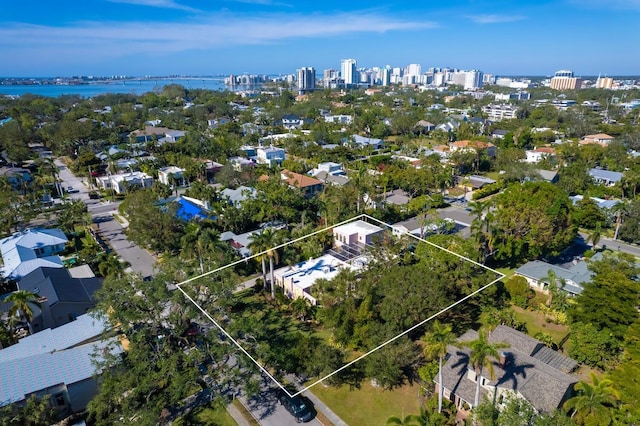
[[226, 401, 252, 426]]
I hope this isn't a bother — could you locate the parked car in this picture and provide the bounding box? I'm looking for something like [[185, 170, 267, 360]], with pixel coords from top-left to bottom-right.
[[88, 191, 100, 199], [66, 186, 80, 193], [277, 389, 313, 423]]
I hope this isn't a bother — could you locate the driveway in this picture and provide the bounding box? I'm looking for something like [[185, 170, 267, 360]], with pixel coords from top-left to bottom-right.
[[94, 213, 156, 278]]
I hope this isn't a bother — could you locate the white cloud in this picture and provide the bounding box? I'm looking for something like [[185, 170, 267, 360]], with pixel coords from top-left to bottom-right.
[[106, 0, 199, 12], [466, 14, 525, 24], [0, 12, 435, 60]]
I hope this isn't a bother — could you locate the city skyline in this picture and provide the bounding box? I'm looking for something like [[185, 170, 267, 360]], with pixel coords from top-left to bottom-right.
[[0, 0, 638, 77]]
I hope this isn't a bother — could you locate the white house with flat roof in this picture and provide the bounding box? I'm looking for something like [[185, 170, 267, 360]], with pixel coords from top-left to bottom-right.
[[158, 166, 185, 186], [96, 171, 153, 194], [274, 254, 355, 305], [256, 146, 286, 167], [332, 220, 384, 248]]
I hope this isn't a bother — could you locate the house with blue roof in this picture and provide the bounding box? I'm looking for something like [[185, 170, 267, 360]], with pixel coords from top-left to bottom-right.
[[588, 168, 623, 186], [174, 196, 215, 221], [0, 338, 122, 416], [0, 228, 68, 280], [515, 253, 602, 296]]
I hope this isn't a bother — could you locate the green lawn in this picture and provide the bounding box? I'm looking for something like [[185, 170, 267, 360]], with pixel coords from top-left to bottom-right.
[[511, 305, 570, 348], [311, 381, 422, 426]]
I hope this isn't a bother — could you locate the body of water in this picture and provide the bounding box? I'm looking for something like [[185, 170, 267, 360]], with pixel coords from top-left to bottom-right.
[[0, 78, 243, 98]]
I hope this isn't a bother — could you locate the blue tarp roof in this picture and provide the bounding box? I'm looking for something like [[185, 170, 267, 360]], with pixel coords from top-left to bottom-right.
[[175, 197, 214, 221]]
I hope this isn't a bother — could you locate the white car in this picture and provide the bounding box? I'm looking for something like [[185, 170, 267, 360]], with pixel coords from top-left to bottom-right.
[[66, 186, 80, 193]]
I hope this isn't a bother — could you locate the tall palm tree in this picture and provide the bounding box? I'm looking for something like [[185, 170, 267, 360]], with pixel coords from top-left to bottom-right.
[[458, 328, 509, 409], [564, 373, 619, 426], [248, 231, 270, 293], [6, 290, 41, 333], [262, 228, 282, 299], [422, 321, 457, 413]]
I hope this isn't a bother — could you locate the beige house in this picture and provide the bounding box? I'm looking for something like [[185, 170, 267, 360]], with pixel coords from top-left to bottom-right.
[[332, 220, 384, 248]]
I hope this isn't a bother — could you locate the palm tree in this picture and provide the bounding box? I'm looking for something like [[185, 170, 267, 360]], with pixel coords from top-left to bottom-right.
[[248, 231, 270, 293], [564, 373, 619, 426], [458, 328, 509, 409], [6, 290, 41, 333], [262, 228, 282, 299], [586, 222, 602, 249], [422, 321, 456, 413]]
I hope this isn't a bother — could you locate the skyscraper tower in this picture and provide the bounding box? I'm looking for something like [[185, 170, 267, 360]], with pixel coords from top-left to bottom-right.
[[297, 67, 316, 92], [341, 59, 357, 87]]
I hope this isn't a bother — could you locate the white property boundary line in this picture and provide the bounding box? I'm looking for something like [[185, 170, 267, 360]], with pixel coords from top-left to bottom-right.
[[176, 214, 505, 398]]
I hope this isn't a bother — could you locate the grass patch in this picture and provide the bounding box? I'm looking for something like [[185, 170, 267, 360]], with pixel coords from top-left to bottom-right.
[[311, 380, 421, 426], [173, 402, 238, 426], [232, 399, 260, 425], [511, 305, 569, 347]]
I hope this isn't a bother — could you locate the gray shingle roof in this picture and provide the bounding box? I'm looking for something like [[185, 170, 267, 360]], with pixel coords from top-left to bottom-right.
[[438, 326, 577, 412]]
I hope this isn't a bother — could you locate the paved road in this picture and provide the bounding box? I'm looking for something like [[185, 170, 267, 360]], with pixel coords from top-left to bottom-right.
[[94, 213, 156, 278], [578, 231, 640, 258]]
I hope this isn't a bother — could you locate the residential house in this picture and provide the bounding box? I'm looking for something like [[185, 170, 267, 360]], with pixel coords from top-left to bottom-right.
[[220, 229, 261, 258], [432, 145, 451, 158], [332, 220, 384, 249], [309, 162, 349, 186], [14, 265, 101, 331], [383, 188, 411, 207], [351, 135, 384, 150], [491, 129, 509, 139], [0, 167, 32, 191], [274, 254, 355, 306], [450, 140, 496, 157], [0, 229, 68, 280], [588, 168, 623, 186], [256, 146, 286, 167], [158, 166, 185, 186], [228, 156, 255, 172], [514, 253, 602, 296], [525, 147, 556, 163], [536, 170, 560, 184], [324, 114, 353, 125], [128, 126, 185, 144], [414, 120, 436, 133], [96, 171, 153, 194], [174, 196, 214, 221], [220, 185, 257, 207], [569, 194, 621, 210], [437, 326, 577, 417], [468, 175, 496, 189], [579, 133, 614, 147], [0, 338, 122, 416], [281, 170, 323, 198], [207, 117, 231, 129], [279, 114, 309, 130], [435, 119, 460, 133]]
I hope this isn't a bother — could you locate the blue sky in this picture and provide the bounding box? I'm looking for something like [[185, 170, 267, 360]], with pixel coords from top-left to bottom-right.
[[0, 0, 638, 77]]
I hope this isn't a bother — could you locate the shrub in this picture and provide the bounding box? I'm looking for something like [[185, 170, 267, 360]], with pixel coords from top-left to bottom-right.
[[505, 276, 532, 308]]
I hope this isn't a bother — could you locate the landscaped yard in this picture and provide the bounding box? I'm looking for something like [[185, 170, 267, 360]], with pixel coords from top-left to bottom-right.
[[311, 380, 422, 426], [511, 305, 570, 349], [173, 402, 238, 426]]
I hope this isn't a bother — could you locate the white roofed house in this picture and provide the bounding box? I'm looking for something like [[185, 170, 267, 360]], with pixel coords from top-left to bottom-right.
[[332, 220, 384, 249], [96, 171, 153, 194], [158, 166, 185, 187], [525, 147, 556, 164], [273, 254, 356, 305], [0, 229, 68, 280]]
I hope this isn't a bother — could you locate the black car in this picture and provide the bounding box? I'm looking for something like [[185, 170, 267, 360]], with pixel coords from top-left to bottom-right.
[[277, 389, 314, 423]]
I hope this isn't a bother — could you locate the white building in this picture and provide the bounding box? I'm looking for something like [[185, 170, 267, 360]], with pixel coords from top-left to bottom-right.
[[297, 67, 316, 92], [341, 59, 357, 86], [158, 166, 185, 186], [274, 254, 355, 305], [464, 70, 483, 90], [332, 220, 384, 248], [482, 103, 518, 121], [324, 114, 353, 125], [96, 171, 153, 194], [256, 146, 286, 167]]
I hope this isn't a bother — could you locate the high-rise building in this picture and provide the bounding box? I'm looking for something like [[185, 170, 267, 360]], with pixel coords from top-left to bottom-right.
[[297, 67, 316, 92], [596, 76, 614, 89], [341, 59, 357, 86], [464, 70, 483, 90], [550, 70, 583, 90]]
